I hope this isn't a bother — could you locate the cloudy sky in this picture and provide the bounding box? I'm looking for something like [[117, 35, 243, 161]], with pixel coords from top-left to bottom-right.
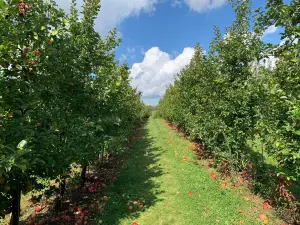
[[55, 0, 284, 105]]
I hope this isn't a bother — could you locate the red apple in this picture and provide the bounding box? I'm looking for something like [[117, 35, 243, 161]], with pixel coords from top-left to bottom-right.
[[65, 216, 72, 222], [88, 187, 96, 193], [35, 205, 41, 212], [31, 60, 38, 65]]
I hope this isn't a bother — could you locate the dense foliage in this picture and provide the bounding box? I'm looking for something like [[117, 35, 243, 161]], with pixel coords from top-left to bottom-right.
[[0, 0, 148, 223], [157, 0, 299, 219]]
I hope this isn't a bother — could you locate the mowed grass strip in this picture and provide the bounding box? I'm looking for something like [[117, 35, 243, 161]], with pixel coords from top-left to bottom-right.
[[98, 117, 283, 225]]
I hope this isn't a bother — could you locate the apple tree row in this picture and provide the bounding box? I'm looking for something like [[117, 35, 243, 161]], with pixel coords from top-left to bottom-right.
[[0, 0, 149, 223]]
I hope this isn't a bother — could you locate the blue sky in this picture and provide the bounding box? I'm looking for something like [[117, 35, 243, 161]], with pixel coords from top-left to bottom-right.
[[56, 0, 284, 105]]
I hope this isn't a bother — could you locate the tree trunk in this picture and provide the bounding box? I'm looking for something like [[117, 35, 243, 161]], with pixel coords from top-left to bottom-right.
[[81, 165, 87, 185], [60, 179, 66, 201], [54, 178, 66, 212], [10, 181, 21, 225]]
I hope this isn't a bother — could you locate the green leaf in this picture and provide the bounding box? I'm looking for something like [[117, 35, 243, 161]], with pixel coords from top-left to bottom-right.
[[0, 0, 6, 10], [17, 140, 27, 149], [51, 29, 58, 35], [41, 26, 46, 31], [295, 130, 300, 136], [34, 33, 39, 40], [291, 58, 297, 63], [17, 164, 27, 172]]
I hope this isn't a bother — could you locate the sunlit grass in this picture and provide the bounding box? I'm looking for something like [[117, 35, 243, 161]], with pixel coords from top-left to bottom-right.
[[96, 117, 284, 225]]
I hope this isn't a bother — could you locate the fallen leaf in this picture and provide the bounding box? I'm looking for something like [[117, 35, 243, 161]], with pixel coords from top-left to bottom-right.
[[263, 201, 272, 210], [188, 191, 193, 196], [202, 211, 209, 217], [210, 172, 218, 180], [220, 183, 227, 188], [238, 209, 244, 215], [183, 156, 188, 162], [259, 213, 268, 221]]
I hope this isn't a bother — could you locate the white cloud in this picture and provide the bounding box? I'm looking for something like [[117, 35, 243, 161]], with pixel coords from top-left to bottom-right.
[[171, 50, 179, 58], [126, 47, 136, 54], [173, 0, 227, 12], [279, 37, 299, 46], [140, 47, 146, 54], [171, 0, 182, 8], [263, 25, 278, 37], [119, 46, 146, 62], [120, 54, 127, 62], [130, 47, 195, 97], [97, 0, 157, 35], [260, 55, 277, 70], [54, 0, 158, 36], [126, 47, 136, 59], [55, 0, 228, 35]]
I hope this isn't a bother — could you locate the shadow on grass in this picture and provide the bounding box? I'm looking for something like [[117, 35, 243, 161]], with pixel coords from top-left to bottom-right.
[[98, 126, 164, 225], [17, 125, 164, 225]]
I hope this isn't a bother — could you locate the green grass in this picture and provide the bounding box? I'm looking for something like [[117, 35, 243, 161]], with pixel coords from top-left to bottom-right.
[[96, 117, 283, 225]]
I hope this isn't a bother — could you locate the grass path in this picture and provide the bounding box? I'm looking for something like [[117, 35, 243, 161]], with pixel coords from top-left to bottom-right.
[[98, 117, 283, 225]]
